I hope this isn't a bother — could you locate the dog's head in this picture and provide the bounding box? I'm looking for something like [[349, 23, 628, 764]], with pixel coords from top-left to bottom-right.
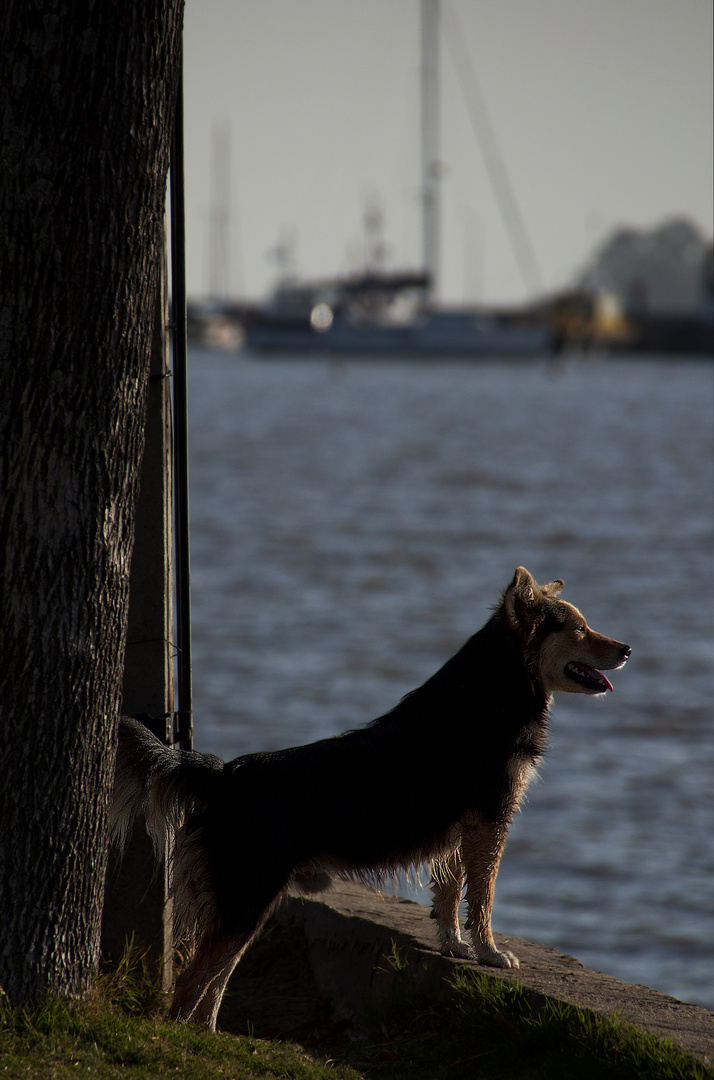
[[503, 567, 630, 695]]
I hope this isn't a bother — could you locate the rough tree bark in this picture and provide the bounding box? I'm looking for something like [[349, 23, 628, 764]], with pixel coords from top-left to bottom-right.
[[0, 0, 183, 1007]]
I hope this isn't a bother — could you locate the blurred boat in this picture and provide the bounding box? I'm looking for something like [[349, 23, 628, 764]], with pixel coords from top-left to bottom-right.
[[245, 271, 551, 357], [246, 2, 552, 359]]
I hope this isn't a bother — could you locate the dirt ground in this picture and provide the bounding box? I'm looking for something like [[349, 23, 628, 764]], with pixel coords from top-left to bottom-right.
[[217, 881, 714, 1064]]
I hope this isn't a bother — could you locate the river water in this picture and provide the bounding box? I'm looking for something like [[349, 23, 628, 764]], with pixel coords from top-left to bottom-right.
[[186, 346, 713, 1009]]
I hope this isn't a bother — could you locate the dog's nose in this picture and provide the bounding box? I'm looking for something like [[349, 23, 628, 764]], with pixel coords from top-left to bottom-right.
[[621, 644, 631, 660]]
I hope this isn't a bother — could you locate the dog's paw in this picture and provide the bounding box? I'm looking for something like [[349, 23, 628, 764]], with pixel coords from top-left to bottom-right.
[[440, 939, 472, 960], [437, 927, 472, 959], [473, 946, 520, 970]]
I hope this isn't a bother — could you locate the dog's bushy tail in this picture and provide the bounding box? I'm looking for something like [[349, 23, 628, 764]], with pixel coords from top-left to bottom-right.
[[111, 715, 223, 856]]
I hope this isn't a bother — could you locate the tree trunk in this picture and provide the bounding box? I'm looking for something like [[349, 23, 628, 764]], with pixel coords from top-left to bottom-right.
[[0, 0, 183, 1007]]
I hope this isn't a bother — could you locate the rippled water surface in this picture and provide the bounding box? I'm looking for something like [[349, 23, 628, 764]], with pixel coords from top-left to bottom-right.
[[186, 347, 714, 1008]]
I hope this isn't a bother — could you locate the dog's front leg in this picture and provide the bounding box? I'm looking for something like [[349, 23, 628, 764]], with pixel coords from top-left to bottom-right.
[[461, 816, 519, 969], [430, 846, 470, 958]]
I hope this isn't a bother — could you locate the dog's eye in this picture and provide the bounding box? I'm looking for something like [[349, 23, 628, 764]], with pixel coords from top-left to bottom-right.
[[574, 625, 586, 635]]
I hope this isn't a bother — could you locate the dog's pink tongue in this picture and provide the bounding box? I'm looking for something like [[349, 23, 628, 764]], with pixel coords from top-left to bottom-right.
[[588, 665, 613, 692]]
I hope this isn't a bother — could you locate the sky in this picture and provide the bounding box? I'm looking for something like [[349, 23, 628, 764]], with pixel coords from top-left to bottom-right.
[[183, 0, 713, 306]]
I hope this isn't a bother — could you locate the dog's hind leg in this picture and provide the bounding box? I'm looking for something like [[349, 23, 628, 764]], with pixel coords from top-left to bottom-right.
[[169, 871, 290, 1030], [169, 931, 252, 1030], [430, 846, 470, 959], [461, 816, 519, 969]]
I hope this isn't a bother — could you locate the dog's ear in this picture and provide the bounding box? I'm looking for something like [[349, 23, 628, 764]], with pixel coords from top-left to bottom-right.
[[503, 567, 544, 638], [541, 578, 564, 598]]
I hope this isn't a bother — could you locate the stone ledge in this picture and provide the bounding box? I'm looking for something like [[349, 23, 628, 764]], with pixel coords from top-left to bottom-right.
[[220, 880, 714, 1063]]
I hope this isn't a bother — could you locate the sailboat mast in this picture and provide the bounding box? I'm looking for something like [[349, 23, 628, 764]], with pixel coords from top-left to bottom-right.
[[420, 0, 439, 298], [209, 123, 230, 300]]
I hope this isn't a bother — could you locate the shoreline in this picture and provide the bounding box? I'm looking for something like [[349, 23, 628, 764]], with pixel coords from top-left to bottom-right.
[[219, 880, 714, 1063]]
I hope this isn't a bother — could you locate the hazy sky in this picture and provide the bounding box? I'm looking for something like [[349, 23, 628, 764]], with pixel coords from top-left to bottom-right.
[[183, 0, 713, 305]]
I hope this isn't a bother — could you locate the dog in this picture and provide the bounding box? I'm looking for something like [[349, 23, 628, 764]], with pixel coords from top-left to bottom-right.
[[111, 566, 629, 1029]]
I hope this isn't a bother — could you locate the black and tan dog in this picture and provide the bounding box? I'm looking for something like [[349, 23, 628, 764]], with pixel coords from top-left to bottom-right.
[[112, 567, 629, 1029]]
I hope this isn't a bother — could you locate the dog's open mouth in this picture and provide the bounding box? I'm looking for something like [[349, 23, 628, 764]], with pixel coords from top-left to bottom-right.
[[564, 662, 613, 693]]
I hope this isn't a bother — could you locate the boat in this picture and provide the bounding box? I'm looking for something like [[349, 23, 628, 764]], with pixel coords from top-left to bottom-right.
[[246, 1, 551, 358], [245, 271, 551, 356]]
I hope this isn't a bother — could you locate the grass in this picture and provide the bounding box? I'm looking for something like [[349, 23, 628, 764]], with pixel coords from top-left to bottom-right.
[[348, 951, 713, 1079], [0, 945, 710, 1080], [0, 947, 358, 1080]]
